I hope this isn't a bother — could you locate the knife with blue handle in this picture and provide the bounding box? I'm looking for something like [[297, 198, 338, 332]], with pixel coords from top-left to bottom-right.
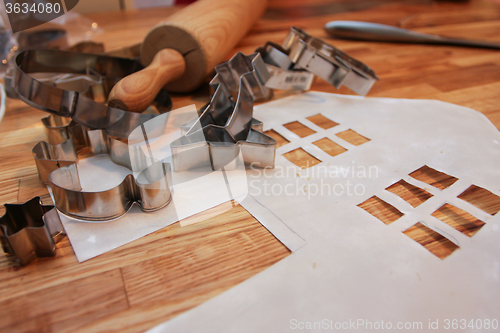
[[324, 20, 500, 49]]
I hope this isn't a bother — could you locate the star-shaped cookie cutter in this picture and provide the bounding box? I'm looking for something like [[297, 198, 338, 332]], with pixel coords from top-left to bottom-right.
[[33, 115, 172, 221], [171, 52, 277, 171], [257, 26, 379, 96], [0, 197, 65, 266]]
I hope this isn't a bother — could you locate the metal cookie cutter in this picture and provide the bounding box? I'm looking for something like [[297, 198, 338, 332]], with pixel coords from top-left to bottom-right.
[[12, 49, 172, 139], [171, 52, 277, 171], [33, 115, 172, 221], [3, 37, 105, 98], [1, 28, 70, 75], [258, 26, 379, 96], [0, 197, 65, 266], [34, 115, 152, 183]]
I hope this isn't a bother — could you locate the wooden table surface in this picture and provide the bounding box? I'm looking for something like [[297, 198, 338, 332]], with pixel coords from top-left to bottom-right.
[[2, 0, 500, 331]]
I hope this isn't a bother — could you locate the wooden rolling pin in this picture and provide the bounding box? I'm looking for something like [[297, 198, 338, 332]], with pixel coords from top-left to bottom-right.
[[108, 0, 268, 112]]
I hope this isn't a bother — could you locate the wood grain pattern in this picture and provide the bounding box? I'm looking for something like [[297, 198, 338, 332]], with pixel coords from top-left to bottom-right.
[[17, 174, 51, 205], [0, 269, 128, 332], [0, 202, 290, 332], [0, 179, 19, 216], [409, 165, 459, 190], [263, 129, 290, 148], [283, 147, 322, 169], [386, 179, 433, 208], [153, 0, 268, 72], [2, 0, 500, 330], [458, 184, 500, 215], [358, 195, 404, 225], [403, 222, 459, 260], [283, 120, 317, 138], [431, 203, 485, 237], [312, 137, 347, 157], [112, 0, 268, 109], [306, 113, 339, 129], [335, 129, 371, 146]]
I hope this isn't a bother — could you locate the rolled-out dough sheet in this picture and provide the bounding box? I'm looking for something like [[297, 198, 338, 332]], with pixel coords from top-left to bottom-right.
[[149, 92, 500, 332]]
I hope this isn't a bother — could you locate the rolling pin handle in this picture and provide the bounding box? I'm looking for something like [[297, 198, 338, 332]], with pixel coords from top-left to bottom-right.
[[108, 48, 186, 112]]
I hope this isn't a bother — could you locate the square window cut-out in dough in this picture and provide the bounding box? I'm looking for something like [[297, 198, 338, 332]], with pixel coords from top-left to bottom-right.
[[386, 179, 433, 208], [358, 196, 404, 225], [409, 165, 458, 190], [283, 121, 316, 138], [403, 222, 459, 259], [306, 114, 339, 129], [264, 129, 290, 148], [458, 185, 500, 216], [335, 129, 370, 146], [282, 148, 322, 169], [432, 203, 485, 237], [312, 137, 347, 157]]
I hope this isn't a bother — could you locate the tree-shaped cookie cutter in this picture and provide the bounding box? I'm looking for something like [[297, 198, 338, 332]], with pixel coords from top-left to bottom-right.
[[171, 52, 277, 171]]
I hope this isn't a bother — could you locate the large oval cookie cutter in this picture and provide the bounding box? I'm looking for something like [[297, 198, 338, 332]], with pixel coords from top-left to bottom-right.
[[13, 49, 172, 139]]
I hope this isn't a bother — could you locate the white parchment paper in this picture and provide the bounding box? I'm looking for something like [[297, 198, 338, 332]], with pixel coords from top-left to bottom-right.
[[57, 105, 252, 262], [148, 92, 500, 332]]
